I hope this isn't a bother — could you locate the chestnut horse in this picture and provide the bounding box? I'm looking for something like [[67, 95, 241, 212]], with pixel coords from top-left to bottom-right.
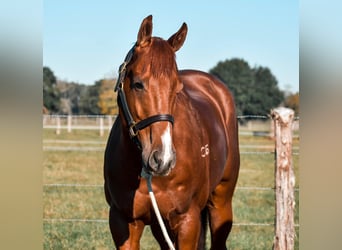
[[104, 15, 240, 250]]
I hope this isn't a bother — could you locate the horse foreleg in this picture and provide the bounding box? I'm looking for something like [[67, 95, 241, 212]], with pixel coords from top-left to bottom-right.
[[109, 206, 144, 250], [172, 207, 203, 250], [150, 220, 174, 250], [207, 182, 234, 250]]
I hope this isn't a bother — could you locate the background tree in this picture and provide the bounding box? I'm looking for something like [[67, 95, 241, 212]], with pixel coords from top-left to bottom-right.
[[250, 66, 284, 115], [209, 59, 253, 115], [57, 81, 87, 114], [284, 92, 299, 115], [209, 58, 284, 117], [44, 58, 289, 116], [98, 78, 118, 115], [43, 67, 60, 113], [78, 80, 101, 115]]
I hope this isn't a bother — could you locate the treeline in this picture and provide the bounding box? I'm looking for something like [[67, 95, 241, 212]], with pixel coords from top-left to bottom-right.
[[43, 58, 299, 116], [209, 58, 299, 116], [43, 67, 118, 115]]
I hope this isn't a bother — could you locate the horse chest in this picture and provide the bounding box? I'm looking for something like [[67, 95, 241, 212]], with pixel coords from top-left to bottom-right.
[[125, 177, 204, 223]]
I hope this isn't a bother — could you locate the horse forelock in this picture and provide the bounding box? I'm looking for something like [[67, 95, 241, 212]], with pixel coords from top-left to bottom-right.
[[144, 37, 178, 79]]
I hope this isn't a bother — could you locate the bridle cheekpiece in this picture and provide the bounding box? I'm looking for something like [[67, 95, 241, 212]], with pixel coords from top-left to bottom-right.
[[114, 44, 174, 149]]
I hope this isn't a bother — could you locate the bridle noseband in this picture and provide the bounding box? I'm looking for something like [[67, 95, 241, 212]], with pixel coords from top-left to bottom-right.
[[114, 44, 174, 149]]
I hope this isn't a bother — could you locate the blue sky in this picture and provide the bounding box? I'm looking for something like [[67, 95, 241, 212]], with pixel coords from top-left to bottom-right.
[[44, 1, 298, 92]]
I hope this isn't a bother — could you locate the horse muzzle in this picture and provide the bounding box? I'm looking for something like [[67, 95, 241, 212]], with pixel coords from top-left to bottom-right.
[[140, 122, 176, 176], [145, 149, 176, 176]]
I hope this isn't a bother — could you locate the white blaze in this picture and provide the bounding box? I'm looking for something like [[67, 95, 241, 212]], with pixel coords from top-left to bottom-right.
[[161, 124, 173, 164]]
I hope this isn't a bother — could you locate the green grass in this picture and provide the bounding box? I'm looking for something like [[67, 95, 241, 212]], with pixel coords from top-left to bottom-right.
[[43, 130, 299, 249], [43, 187, 107, 219], [43, 151, 104, 184], [44, 222, 112, 250]]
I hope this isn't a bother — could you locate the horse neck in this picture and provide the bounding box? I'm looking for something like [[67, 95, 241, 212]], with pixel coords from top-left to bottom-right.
[[117, 112, 144, 172]]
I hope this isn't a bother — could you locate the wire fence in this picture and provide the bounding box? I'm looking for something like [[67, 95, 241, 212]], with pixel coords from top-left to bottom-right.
[[43, 113, 299, 246], [43, 218, 299, 228], [43, 183, 300, 191]]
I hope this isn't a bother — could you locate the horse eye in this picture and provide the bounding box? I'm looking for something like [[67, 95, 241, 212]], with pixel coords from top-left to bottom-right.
[[133, 81, 144, 90]]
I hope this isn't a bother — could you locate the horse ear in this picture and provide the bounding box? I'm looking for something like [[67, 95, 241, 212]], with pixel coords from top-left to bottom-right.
[[167, 23, 188, 52], [176, 81, 184, 93], [137, 15, 153, 47]]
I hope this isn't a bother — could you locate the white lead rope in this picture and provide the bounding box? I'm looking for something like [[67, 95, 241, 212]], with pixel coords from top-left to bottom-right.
[[142, 170, 175, 250]]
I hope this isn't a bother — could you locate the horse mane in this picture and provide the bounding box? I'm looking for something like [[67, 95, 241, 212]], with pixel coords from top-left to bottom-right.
[[147, 37, 178, 79]]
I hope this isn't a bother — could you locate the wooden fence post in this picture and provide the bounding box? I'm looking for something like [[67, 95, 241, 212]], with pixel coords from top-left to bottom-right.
[[99, 117, 104, 137], [271, 107, 295, 250], [56, 116, 61, 135], [67, 115, 72, 133], [107, 115, 113, 131]]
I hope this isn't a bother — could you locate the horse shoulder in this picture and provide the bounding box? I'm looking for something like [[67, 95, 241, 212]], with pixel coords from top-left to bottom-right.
[[177, 70, 238, 187], [179, 69, 237, 130]]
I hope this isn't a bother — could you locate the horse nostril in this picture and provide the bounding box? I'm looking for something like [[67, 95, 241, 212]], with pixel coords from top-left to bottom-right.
[[149, 150, 162, 171], [147, 149, 176, 176], [153, 151, 162, 165]]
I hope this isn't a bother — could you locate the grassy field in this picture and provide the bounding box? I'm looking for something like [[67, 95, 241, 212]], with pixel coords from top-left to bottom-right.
[[43, 128, 299, 249]]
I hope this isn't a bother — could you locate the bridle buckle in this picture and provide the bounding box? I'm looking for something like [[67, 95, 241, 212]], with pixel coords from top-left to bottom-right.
[[129, 122, 139, 138]]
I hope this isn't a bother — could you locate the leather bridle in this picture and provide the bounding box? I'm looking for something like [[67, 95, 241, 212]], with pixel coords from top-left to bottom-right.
[[114, 44, 175, 149]]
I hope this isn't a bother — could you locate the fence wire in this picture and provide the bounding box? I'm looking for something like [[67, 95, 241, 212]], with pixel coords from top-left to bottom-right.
[[43, 183, 299, 192], [42, 218, 299, 228], [43, 114, 299, 232]]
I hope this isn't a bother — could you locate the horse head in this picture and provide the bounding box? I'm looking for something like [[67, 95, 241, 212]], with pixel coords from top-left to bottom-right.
[[116, 15, 187, 176]]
